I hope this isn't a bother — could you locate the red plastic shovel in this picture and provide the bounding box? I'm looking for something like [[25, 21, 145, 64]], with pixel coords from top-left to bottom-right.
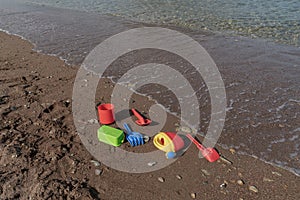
[[186, 134, 220, 162], [131, 109, 151, 126]]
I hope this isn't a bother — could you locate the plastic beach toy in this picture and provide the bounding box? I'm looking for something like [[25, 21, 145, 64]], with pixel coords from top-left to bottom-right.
[[123, 123, 144, 147], [153, 132, 184, 158], [186, 134, 220, 162], [166, 151, 177, 159], [131, 108, 151, 126], [97, 103, 115, 124], [97, 125, 124, 147]]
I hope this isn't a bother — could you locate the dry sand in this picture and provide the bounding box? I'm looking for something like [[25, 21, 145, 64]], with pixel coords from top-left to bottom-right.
[[0, 31, 300, 199]]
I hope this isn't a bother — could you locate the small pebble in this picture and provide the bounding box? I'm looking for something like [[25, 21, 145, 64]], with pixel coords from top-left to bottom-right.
[[263, 177, 274, 182], [143, 136, 150, 143], [64, 99, 71, 107], [272, 171, 282, 176], [190, 193, 196, 199], [88, 119, 98, 124], [220, 183, 227, 188], [147, 162, 157, 167], [177, 126, 192, 133], [176, 175, 182, 180], [229, 148, 236, 154], [95, 169, 102, 176], [201, 169, 210, 176], [249, 185, 259, 193], [237, 179, 245, 185], [202, 181, 209, 185], [11, 154, 18, 158], [158, 177, 165, 183], [90, 160, 101, 167]]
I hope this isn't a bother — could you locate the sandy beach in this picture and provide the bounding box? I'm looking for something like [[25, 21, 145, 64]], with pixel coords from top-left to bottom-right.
[[1, 30, 300, 199], [0, 0, 300, 199]]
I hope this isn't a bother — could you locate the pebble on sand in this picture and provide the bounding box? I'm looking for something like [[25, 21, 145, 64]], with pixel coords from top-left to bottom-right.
[[272, 171, 282, 176], [176, 175, 182, 180], [190, 193, 196, 199], [88, 119, 98, 124], [90, 160, 101, 167], [249, 185, 259, 193], [158, 177, 165, 183], [229, 148, 236, 154], [201, 169, 210, 176], [237, 179, 245, 185], [263, 177, 274, 182], [220, 183, 227, 188], [143, 136, 150, 143], [11, 154, 18, 158], [177, 126, 192, 133], [147, 162, 157, 167], [95, 169, 102, 176]]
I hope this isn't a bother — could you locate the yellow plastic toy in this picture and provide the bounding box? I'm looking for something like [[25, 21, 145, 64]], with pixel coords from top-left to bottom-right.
[[153, 132, 184, 153], [153, 132, 175, 152]]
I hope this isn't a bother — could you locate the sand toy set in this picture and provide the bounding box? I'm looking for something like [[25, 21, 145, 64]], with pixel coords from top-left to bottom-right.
[[96, 103, 220, 161]]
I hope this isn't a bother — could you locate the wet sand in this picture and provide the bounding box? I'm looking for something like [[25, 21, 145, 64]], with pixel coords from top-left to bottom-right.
[[1, 31, 300, 199]]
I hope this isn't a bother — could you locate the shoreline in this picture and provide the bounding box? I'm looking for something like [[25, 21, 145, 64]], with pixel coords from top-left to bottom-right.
[[1, 25, 299, 177], [0, 29, 300, 199]]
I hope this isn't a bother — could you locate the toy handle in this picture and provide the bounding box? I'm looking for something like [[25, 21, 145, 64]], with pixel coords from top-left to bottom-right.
[[131, 109, 145, 122], [123, 123, 132, 134], [186, 134, 204, 150]]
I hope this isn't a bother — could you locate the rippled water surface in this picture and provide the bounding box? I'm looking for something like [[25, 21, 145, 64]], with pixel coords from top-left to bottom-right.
[[26, 0, 300, 46]]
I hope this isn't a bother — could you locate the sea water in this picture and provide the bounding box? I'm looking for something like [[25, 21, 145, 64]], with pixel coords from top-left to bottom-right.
[[25, 0, 300, 46]]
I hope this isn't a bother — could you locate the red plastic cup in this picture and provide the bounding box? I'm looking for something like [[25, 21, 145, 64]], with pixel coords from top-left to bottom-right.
[[97, 103, 115, 124]]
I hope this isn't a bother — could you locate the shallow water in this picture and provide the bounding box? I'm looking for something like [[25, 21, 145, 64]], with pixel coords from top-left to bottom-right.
[[25, 0, 300, 46], [0, 0, 299, 176]]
